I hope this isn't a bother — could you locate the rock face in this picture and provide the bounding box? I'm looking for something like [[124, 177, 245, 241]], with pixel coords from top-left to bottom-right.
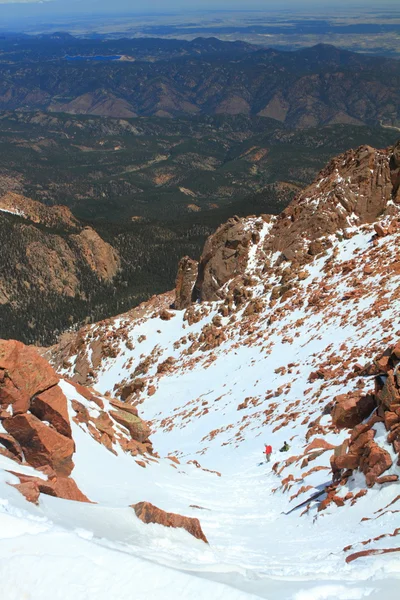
[[330, 341, 400, 490], [0, 338, 155, 506], [0, 192, 120, 345], [193, 216, 255, 302], [132, 501, 208, 543], [71, 227, 120, 282], [174, 256, 198, 310], [175, 141, 400, 306], [264, 143, 399, 263]]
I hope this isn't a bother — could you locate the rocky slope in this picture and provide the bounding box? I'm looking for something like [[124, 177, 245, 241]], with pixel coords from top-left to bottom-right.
[[0, 339, 209, 543], [47, 139, 400, 573], [1, 138, 400, 599], [0, 193, 120, 343]]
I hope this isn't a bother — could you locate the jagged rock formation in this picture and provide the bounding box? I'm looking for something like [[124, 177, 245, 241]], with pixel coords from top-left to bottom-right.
[[175, 141, 400, 304], [0, 339, 153, 500], [174, 256, 198, 310]]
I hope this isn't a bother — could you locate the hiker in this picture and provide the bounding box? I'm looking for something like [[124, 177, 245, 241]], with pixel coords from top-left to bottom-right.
[[264, 443, 273, 463], [280, 441, 290, 452]]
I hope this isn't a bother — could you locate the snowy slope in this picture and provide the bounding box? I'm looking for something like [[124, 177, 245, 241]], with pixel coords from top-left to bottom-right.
[[46, 215, 400, 599], [2, 140, 400, 599]]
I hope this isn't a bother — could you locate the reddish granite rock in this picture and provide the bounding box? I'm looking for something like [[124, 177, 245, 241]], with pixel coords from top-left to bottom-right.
[[376, 474, 399, 484], [3, 413, 75, 476], [0, 432, 23, 461], [108, 398, 138, 417], [305, 438, 335, 453], [132, 501, 208, 543], [331, 392, 376, 429], [31, 385, 72, 438], [361, 441, 392, 487], [0, 376, 30, 415], [9, 471, 90, 504], [346, 547, 400, 564], [110, 409, 150, 443], [174, 256, 198, 310], [0, 339, 59, 400]]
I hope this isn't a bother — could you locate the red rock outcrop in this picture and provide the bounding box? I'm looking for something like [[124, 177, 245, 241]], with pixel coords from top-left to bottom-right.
[[331, 391, 376, 429], [174, 256, 198, 310], [264, 143, 400, 263], [3, 413, 75, 476], [30, 385, 72, 438], [9, 471, 90, 504], [329, 341, 400, 491], [0, 338, 154, 505], [193, 216, 255, 302], [132, 501, 208, 543], [0, 339, 59, 407]]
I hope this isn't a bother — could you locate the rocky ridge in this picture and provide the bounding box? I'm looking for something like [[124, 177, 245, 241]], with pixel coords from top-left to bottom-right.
[[0, 192, 121, 344], [49, 139, 400, 561]]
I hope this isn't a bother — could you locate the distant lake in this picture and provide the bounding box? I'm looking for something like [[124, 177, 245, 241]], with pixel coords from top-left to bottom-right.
[[65, 55, 122, 62]]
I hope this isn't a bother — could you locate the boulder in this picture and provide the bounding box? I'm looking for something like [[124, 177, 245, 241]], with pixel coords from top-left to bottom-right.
[[30, 385, 72, 438], [361, 441, 392, 487], [0, 376, 30, 415], [0, 339, 59, 400], [9, 471, 90, 504], [3, 413, 75, 476], [0, 433, 23, 461], [331, 392, 376, 429], [174, 256, 198, 310], [376, 372, 400, 410], [110, 409, 151, 443], [132, 501, 208, 543]]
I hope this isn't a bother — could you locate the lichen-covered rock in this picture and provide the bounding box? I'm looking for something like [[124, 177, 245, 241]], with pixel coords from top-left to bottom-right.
[[110, 409, 151, 443]]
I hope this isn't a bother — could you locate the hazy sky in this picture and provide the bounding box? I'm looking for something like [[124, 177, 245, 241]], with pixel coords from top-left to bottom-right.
[[0, 0, 398, 9]]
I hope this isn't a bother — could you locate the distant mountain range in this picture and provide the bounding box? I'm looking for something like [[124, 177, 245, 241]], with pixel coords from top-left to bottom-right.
[[0, 37, 398, 128]]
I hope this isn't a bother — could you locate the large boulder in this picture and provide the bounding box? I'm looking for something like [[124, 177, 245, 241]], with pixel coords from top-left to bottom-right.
[[331, 391, 376, 429], [110, 409, 151, 443], [360, 441, 392, 487], [132, 501, 208, 543], [9, 471, 91, 504], [0, 339, 59, 400], [174, 256, 198, 310], [30, 385, 72, 438], [3, 413, 75, 476]]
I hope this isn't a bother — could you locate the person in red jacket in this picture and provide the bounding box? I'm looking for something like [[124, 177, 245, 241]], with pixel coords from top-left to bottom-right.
[[264, 443, 273, 462]]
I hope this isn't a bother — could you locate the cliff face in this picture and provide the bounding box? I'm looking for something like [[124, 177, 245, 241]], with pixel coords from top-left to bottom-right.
[[0, 193, 120, 343]]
